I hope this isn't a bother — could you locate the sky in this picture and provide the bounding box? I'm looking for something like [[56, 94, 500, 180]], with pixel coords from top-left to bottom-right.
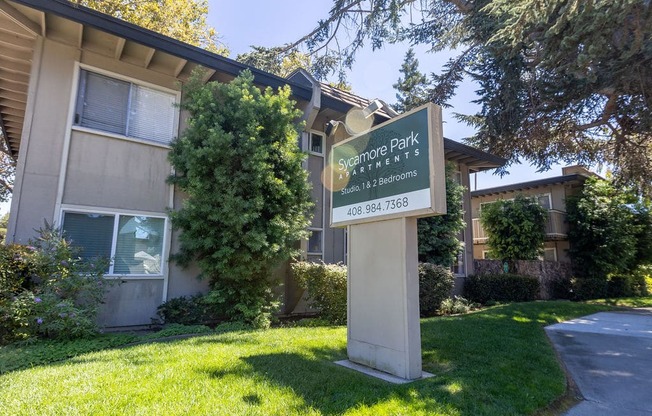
[[0, 1, 569, 216]]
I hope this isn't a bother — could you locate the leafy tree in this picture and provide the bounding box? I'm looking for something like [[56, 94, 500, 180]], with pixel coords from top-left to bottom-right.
[[418, 164, 466, 267], [168, 70, 313, 327], [281, 0, 652, 195], [237, 46, 312, 78], [0, 136, 13, 203], [393, 48, 429, 113], [75, 0, 227, 53], [566, 177, 649, 280], [480, 194, 547, 261]]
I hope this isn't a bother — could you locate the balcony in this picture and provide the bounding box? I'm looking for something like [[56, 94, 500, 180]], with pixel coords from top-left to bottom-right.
[[472, 209, 568, 244]]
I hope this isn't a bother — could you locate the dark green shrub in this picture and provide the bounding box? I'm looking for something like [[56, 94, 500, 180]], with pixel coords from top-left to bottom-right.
[[550, 277, 574, 300], [157, 294, 221, 325], [571, 277, 608, 300], [607, 271, 648, 298], [419, 263, 454, 317], [292, 261, 347, 325], [464, 274, 540, 304]]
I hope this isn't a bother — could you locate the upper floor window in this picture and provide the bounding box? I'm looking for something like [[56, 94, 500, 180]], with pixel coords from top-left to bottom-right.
[[310, 132, 324, 155], [74, 69, 177, 145]]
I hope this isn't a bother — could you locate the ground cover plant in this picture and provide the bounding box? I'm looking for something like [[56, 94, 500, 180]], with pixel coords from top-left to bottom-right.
[[0, 300, 627, 415]]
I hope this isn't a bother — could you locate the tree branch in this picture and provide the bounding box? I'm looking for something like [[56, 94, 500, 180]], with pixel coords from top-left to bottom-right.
[[280, 0, 367, 53]]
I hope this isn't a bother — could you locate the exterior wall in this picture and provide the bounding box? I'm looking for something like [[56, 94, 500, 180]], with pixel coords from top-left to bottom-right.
[[469, 180, 584, 263], [8, 39, 78, 243], [9, 36, 185, 327]]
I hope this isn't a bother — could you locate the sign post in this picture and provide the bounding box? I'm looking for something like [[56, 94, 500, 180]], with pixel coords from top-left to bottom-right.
[[330, 103, 446, 380]]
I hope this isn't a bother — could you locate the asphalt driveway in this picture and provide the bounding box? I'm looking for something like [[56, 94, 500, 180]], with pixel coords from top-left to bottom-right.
[[546, 309, 652, 416]]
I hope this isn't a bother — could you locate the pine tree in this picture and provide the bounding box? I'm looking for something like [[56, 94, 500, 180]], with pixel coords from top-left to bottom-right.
[[393, 49, 429, 113]]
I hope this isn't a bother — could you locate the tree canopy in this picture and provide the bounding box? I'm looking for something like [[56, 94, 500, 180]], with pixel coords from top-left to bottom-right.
[[76, 0, 227, 53], [279, 0, 652, 196], [566, 176, 652, 280], [480, 194, 547, 261], [0, 135, 13, 203]]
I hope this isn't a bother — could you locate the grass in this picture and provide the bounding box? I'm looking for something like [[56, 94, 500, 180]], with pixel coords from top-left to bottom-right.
[[0, 300, 638, 415]]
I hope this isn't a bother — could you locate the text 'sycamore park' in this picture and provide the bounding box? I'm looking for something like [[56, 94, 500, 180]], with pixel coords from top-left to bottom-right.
[[331, 107, 432, 225]]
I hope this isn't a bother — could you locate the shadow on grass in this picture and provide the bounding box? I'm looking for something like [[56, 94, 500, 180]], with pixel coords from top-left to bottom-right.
[[203, 346, 462, 416]]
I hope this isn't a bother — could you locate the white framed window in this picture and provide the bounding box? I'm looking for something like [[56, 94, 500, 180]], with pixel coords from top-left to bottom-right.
[[61, 209, 167, 276], [74, 69, 178, 145], [482, 251, 493, 260], [537, 193, 552, 210], [309, 132, 324, 155]]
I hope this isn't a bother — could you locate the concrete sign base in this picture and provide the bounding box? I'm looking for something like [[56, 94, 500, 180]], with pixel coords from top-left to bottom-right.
[[346, 217, 423, 380]]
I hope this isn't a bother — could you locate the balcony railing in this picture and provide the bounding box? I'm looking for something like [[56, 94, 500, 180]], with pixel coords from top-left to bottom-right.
[[472, 209, 568, 244]]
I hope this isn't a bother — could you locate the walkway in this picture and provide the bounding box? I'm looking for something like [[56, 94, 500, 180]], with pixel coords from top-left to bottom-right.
[[546, 309, 652, 416]]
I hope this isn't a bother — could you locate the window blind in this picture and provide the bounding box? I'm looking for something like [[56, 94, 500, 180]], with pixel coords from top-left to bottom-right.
[[79, 71, 129, 135], [62, 213, 115, 270]]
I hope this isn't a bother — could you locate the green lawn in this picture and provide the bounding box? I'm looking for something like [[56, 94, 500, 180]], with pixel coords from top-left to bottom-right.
[[0, 300, 637, 416]]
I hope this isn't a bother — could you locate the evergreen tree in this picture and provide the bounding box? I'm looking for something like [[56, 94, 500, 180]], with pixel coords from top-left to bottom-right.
[[417, 164, 466, 267], [393, 49, 429, 113], [566, 177, 646, 280], [168, 70, 313, 327], [480, 194, 547, 261]]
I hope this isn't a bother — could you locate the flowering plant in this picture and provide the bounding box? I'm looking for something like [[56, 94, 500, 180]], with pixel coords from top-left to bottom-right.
[[0, 222, 111, 343]]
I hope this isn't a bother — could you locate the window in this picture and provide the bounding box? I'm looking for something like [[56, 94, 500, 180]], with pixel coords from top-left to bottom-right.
[[308, 229, 323, 255], [310, 132, 324, 154], [75, 69, 177, 145], [62, 211, 166, 276], [542, 248, 557, 262], [537, 194, 552, 210]]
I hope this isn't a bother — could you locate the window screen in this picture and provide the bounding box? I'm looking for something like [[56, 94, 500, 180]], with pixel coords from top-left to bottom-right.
[[62, 212, 115, 269], [77, 71, 129, 134]]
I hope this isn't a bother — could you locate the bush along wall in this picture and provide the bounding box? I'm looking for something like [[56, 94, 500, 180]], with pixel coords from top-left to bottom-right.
[[292, 261, 347, 325], [464, 274, 540, 304], [418, 263, 454, 317], [291, 261, 456, 323], [0, 223, 111, 344]]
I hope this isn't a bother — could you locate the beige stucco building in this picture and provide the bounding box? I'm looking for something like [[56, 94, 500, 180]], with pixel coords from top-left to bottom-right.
[[1, 0, 504, 327], [470, 166, 596, 263]]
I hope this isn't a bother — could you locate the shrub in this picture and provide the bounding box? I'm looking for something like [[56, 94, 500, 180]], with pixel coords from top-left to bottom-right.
[[292, 261, 347, 325], [0, 223, 110, 343], [157, 294, 221, 325], [464, 274, 540, 304], [570, 277, 608, 300], [606, 270, 649, 298], [419, 263, 454, 317], [439, 296, 477, 315]]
